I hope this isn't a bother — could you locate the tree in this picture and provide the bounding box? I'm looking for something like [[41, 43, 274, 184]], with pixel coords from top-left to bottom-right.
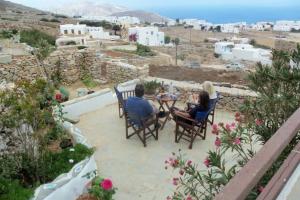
[[112, 24, 121, 35], [34, 39, 54, 81], [172, 38, 180, 65], [249, 39, 256, 46], [164, 35, 171, 44]]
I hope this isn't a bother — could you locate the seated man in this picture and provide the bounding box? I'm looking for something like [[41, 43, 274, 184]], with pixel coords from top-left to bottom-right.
[[126, 84, 157, 126]]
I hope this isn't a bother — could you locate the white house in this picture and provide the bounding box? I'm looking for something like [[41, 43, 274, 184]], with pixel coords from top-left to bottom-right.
[[57, 23, 118, 46], [273, 20, 300, 32], [80, 16, 140, 26], [214, 42, 235, 55], [215, 42, 272, 65], [128, 26, 165, 46]]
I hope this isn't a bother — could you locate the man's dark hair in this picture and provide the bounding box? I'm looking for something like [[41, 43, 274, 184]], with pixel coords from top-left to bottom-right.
[[198, 91, 210, 110], [135, 84, 144, 98]]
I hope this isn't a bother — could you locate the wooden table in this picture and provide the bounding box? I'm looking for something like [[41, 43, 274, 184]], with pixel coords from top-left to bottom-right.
[[156, 95, 178, 130]]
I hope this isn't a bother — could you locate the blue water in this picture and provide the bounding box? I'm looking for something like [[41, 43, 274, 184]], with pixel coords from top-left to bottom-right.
[[149, 6, 300, 23]]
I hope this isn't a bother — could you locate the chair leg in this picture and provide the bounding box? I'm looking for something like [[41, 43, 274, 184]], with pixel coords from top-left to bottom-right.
[[155, 125, 158, 140], [143, 129, 147, 147], [175, 124, 179, 143]]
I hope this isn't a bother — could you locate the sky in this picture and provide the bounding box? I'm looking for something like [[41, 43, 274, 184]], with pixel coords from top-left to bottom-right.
[[9, 0, 300, 10]]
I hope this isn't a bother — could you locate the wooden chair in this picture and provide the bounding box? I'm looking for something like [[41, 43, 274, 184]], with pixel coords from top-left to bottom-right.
[[187, 92, 220, 125], [125, 111, 159, 147], [114, 86, 135, 118], [172, 110, 210, 149]]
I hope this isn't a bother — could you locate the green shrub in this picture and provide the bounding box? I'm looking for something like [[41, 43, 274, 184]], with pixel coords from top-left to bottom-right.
[[59, 86, 70, 100], [65, 41, 76, 45], [0, 179, 33, 200], [50, 18, 61, 23], [82, 74, 98, 88], [165, 35, 171, 44], [77, 46, 87, 50], [20, 29, 55, 47], [89, 176, 116, 200], [136, 44, 156, 56], [40, 18, 49, 22], [53, 14, 68, 18], [144, 80, 161, 95], [41, 144, 94, 181], [44, 124, 67, 144], [0, 30, 13, 39]]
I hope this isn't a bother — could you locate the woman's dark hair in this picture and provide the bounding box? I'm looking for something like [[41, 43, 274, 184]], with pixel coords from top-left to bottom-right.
[[198, 91, 210, 110], [135, 84, 145, 97]]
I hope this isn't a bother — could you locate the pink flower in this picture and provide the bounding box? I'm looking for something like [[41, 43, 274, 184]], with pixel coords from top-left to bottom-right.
[[179, 169, 184, 176], [235, 112, 241, 118], [231, 122, 236, 127], [258, 186, 264, 193], [187, 160, 192, 166], [212, 124, 219, 135], [173, 177, 179, 186], [255, 119, 263, 126], [225, 123, 232, 132], [203, 158, 210, 168], [215, 137, 221, 148], [186, 196, 192, 200], [166, 196, 172, 200], [100, 179, 113, 191], [234, 137, 241, 145]]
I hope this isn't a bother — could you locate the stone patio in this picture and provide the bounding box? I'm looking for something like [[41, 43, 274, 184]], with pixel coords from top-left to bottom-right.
[[77, 103, 235, 200]]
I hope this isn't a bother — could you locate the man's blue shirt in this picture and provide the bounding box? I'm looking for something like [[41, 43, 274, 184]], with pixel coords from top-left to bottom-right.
[[126, 96, 153, 125]]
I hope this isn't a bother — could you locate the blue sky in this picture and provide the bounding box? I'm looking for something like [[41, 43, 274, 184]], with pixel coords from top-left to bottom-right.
[[9, 0, 300, 10]]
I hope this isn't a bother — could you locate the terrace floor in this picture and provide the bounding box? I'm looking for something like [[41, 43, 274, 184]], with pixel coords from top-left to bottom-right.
[[77, 103, 235, 200]]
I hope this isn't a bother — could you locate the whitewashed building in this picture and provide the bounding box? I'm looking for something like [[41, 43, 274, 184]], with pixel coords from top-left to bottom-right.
[[273, 21, 300, 32], [128, 26, 165, 46], [57, 23, 119, 46], [81, 16, 140, 26], [214, 42, 235, 55], [215, 42, 272, 65]]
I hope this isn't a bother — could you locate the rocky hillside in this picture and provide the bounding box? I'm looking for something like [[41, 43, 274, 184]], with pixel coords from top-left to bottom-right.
[[112, 10, 168, 23], [0, 0, 76, 36], [51, 1, 128, 17]]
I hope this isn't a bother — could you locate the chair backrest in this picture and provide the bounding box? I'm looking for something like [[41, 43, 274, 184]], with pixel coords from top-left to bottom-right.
[[195, 110, 210, 123], [209, 92, 220, 109], [114, 86, 123, 101]]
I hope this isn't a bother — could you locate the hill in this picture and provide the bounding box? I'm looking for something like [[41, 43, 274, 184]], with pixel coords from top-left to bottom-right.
[[112, 10, 168, 23]]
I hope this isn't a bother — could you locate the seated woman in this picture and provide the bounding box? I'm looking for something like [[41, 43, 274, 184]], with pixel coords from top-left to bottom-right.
[[174, 91, 210, 122], [203, 81, 217, 100]]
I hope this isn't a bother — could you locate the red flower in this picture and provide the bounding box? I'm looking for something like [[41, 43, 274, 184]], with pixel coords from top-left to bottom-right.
[[100, 179, 113, 191], [215, 137, 221, 148], [231, 122, 236, 127], [234, 137, 241, 145], [55, 93, 62, 101], [255, 119, 263, 126], [203, 158, 210, 168]]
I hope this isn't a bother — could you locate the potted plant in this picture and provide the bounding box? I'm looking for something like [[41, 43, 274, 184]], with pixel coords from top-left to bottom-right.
[[144, 80, 161, 95]]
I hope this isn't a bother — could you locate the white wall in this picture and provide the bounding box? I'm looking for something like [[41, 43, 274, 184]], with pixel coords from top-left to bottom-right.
[[62, 88, 117, 118], [129, 27, 165, 46]]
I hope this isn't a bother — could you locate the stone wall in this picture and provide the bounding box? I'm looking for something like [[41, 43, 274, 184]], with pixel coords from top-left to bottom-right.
[[0, 48, 149, 84]]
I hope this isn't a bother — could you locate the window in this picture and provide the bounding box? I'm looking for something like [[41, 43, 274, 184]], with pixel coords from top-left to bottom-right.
[[64, 30, 68, 34], [71, 29, 75, 34], [151, 31, 154, 35], [78, 30, 81, 35]]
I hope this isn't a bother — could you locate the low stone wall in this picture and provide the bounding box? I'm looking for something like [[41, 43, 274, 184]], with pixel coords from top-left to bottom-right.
[[0, 48, 150, 84], [144, 77, 257, 112]]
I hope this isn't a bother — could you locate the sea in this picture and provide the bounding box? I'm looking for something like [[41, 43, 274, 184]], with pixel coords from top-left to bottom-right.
[[149, 6, 300, 23]]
